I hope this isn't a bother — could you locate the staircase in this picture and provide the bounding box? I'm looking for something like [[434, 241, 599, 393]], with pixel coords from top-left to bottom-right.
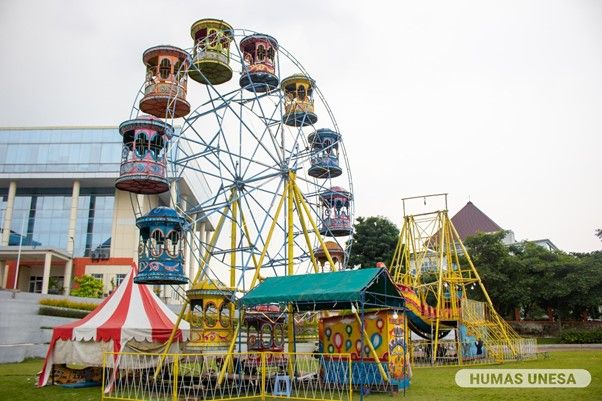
[[0, 290, 98, 363]]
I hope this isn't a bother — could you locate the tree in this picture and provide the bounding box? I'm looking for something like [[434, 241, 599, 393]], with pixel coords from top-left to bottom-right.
[[463, 232, 602, 321], [70, 275, 104, 298], [347, 216, 399, 268], [596, 229, 602, 241], [462, 231, 531, 319]]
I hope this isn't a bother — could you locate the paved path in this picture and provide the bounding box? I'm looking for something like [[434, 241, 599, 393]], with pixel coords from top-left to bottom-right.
[[538, 344, 602, 351]]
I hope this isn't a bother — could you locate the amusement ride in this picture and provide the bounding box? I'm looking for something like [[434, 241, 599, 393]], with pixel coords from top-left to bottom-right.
[[94, 17, 537, 401], [114, 19, 354, 356]]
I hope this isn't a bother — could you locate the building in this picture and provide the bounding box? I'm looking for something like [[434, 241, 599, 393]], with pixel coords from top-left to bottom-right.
[[450, 201, 516, 245], [0, 127, 212, 299]]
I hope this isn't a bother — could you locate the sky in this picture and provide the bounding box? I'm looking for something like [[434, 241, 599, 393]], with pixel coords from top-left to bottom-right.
[[0, 0, 600, 252]]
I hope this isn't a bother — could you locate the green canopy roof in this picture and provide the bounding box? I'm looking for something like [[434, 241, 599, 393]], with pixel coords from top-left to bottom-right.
[[239, 268, 405, 311]]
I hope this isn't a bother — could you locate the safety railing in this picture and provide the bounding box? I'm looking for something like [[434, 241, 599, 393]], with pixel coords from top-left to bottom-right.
[[102, 351, 352, 401], [411, 337, 538, 367]]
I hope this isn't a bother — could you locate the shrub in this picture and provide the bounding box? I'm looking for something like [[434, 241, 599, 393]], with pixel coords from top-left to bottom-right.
[[70, 275, 104, 298], [38, 306, 90, 319], [559, 328, 602, 344], [39, 298, 98, 311]]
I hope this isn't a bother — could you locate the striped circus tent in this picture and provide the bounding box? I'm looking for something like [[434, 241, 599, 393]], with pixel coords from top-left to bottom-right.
[[38, 263, 189, 387]]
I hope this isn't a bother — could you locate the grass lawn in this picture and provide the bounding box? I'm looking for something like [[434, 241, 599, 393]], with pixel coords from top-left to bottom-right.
[[1, 351, 600, 401]]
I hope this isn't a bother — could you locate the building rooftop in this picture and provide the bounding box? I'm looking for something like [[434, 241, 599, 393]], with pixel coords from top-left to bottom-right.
[[451, 201, 503, 240]]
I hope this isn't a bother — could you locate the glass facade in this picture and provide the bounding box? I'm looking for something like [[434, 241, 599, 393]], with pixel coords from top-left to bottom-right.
[[0, 128, 121, 174], [0, 188, 114, 257]]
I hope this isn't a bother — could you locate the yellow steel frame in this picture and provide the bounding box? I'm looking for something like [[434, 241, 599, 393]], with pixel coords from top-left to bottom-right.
[[389, 206, 520, 364], [156, 172, 338, 379]]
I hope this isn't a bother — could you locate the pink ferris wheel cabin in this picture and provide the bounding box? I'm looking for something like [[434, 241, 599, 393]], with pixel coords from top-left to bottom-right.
[[115, 116, 173, 195], [319, 186, 353, 237], [239, 34, 279, 92], [139, 45, 191, 119]]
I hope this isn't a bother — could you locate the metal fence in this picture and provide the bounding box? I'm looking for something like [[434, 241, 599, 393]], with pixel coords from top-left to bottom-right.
[[102, 351, 352, 401], [411, 337, 538, 367]]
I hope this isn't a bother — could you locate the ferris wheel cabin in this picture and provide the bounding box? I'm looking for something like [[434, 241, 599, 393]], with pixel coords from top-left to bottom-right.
[[134, 207, 188, 285], [115, 117, 173, 195], [189, 19, 233, 85], [281, 74, 318, 126], [186, 280, 236, 351], [314, 240, 345, 269], [308, 128, 343, 178], [319, 186, 353, 237], [239, 34, 279, 92], [139, 45, 191, 119]]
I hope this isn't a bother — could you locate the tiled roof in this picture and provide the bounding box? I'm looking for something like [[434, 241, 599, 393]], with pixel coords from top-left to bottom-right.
[[451, 201, 502, 240]]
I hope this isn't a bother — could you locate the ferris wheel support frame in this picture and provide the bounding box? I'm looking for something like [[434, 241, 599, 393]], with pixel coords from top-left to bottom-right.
[[155, 172, 339, 378]]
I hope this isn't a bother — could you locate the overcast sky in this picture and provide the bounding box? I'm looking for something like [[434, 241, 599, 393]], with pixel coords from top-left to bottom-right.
[[0, 0, 600, 252]]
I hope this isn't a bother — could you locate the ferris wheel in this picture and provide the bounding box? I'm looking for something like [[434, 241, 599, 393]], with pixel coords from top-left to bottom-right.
[[115, 19, 354, 294]]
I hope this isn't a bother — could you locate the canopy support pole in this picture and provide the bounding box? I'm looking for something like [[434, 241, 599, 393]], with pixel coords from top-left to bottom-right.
[[353, 305, 388, 383]]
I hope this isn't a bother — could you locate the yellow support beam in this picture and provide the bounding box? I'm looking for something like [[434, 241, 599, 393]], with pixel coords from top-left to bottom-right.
[[291, 185, 320, 273], [249, 181, 288, 289], [287, 177, 295, 354], [291, 177, 337, 271], [352, 308, 388, 382], [154, 196, 232, 380], [216, 322, 240, 386]]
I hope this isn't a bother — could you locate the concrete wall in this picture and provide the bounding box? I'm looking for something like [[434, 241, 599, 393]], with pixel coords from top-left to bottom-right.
[[85, 264, 131, 293], [110, 189, 139, 259], [0, 289, 102, 363]]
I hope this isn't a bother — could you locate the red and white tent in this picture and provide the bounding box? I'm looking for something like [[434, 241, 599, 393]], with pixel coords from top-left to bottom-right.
[[38, 263, 190, 386]]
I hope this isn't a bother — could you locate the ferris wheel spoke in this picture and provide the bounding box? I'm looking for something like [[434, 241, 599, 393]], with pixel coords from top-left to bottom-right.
[[238, 100, 287, 179], [172, 159, 235, 185]]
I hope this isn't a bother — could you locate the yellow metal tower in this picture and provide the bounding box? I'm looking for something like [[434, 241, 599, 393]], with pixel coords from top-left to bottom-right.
[[389, 194, 534, 365]]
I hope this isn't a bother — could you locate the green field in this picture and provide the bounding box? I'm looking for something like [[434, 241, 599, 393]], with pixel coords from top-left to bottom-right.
[[1, 351, 600, 401]]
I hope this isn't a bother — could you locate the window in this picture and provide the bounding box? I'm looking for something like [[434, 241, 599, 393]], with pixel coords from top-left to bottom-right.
[[146, 66, 155, 83], [159, 58, 171, 80], [190, 301, 203, 327], [174, 60, 184, 81], [261, 324, 273, 348], [204, 302, 218, 327], [115, 273, 126, 287], [138, 239, 147, 258], [135, 132, 148, 158], [247, 325, 258, 349], [91, 273, 103, 282], [257, 44, 266, 61], [149, 134, 164, 160], [208, 29, 217, 47], [150, 229, 164, 257], [164, 230, 180, 257], [267, 47, 275, 63], [274, 324, 285, 347], [219, 302, 231, 328], [297, 85, 306, 101], [29, 276, 43, 293]]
